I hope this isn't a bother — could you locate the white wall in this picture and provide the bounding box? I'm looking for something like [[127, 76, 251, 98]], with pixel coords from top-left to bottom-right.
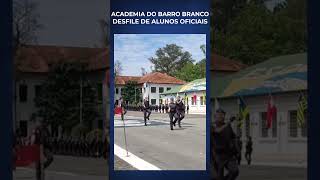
[[161, 90, 206, 114], [15, 71, 107, 137], [143, 83, 181, 105], [211, 92, 307, 157]]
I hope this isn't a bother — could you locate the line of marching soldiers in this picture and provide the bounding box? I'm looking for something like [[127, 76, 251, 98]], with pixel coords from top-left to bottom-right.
[[123, 103, 190, 114], [47, 136, 108, 158]]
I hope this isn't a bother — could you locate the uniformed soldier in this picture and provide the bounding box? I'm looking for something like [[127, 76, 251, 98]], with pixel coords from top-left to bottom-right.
[[212, 108, 239, 180], [165, 103, 169, 113], [168, 97, 176, 130], [245, 136, 253, 165], [173, 96, 185, 128], [143, 97, 151, 126]]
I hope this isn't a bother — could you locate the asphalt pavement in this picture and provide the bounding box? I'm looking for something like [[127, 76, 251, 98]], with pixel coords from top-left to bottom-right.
[[13, 155, 108, 180], [114, 111, 206, 170]]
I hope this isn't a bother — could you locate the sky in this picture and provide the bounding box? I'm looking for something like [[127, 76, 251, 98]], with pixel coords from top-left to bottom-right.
[[33, 0, 109, 47], [114, 34, 206, 76]]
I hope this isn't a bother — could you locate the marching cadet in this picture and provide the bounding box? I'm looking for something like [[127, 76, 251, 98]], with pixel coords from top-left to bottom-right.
[[165, 103, 169, 113], [173, 96, 185, 128], [212, 108, 239, 180], [168, 97, 176, 130], [245, 136, 253, 165], [236, 136, 243, 165], [161, 103, 165, 113], [143, 97, 151, 126]]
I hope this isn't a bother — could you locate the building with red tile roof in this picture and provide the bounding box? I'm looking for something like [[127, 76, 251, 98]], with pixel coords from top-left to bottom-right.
[[115, 72, 185, 105], [13, 45, 109, 136], [210, 53, 247, 77]]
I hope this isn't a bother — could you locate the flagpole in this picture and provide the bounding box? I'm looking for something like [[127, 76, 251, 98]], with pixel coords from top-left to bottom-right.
[[121, 106, 129, 157]]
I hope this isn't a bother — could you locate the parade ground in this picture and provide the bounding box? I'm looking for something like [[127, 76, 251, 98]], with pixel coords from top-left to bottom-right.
[[114, 111, 207, 170], [13, 155, 108, 180]]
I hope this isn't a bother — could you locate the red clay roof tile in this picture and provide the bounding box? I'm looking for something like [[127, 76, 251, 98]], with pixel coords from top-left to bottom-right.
[[15, 45, 109, 73], [211, 54, 247, 72]]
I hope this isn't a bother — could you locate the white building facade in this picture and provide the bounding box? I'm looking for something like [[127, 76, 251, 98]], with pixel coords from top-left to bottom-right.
[[115, 72, 185, 106], [211, 53, 307, 166], [160, 78, 206, 114]]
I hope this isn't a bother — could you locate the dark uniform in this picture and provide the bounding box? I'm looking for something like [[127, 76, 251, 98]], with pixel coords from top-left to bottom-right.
[[168, 101, 176, 130], [143, 99, 151, 126], [165, 104, 169, 113], [173, 100, 185, 128], [245, 136, 253, 165], [212, 122, 239, 180]]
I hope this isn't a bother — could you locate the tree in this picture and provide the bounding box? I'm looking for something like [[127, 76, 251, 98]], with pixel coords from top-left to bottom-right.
[[13, 0, 42, 130], [141, 67, 148, 76], [33, 62, 100, 135], [98, 18, 110, 47], [212, 0, 307, 65], [13, 0, 42, 54], [121, 81, 142, 105], [149, 44, 194, 76], [114, 60, 123, 76]]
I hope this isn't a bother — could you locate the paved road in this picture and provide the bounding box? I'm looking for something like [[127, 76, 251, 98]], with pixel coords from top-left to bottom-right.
[[13, 155, 108, 180], [238, 165, 306, 180], [114, 111, 206, 170]]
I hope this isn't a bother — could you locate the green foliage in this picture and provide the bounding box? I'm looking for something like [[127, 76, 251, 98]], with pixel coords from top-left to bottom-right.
[[121, 81, 142, 104], [175, 60, 206, 82], [33, 62, 100, 134], [149, 44, 194, 76], [212, 0, 307, 65]]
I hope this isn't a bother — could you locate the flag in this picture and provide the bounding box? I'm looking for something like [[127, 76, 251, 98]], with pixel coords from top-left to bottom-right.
[[266, 94, 277, 129], [15, 145, 40, 167], [238, 97, 249, 128], [297, 93, 307, 127], [114, 107, 122, 115]]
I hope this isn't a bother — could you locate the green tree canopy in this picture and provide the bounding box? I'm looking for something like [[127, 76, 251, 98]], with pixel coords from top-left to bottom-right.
[[33, 62, 100, 135], [121, 81, 142, 105], [149, 44, 194, 76], [212, 0, 307, 65]]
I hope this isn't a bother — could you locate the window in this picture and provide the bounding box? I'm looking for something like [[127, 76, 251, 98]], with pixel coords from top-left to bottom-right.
[[192, 96, 197, 105], [34, 85, 42, 98], [289, 111, 298, 137], [272, 113, 277, 138], [260, 112, 277, 138], [200, 96, 204, 105], [289, 110, 307, 138], [19, 84, 28, 102], [159, 87, 164, 93], [167, 87, 171, 91], [261, 112, 268, 138], [19, 120, 28, 137], [151, 87, 156, 93], [151, 99, 156, 105], [116, 88, 119, 94]]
